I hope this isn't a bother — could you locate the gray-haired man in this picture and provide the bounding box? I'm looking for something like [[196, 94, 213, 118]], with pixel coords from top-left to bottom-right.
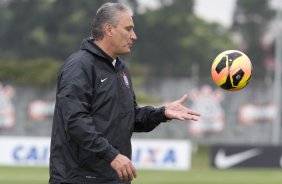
[[49, 2, 200, 184]]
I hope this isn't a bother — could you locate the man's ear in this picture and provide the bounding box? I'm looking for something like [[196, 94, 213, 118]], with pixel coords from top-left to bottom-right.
[[104, 23, 113, 37]]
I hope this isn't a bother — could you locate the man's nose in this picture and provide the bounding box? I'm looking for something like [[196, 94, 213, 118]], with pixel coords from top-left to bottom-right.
[[131, 31, 137, 40]]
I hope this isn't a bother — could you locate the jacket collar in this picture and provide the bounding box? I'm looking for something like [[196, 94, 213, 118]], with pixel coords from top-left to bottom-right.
[[80, 37, 122, 69]]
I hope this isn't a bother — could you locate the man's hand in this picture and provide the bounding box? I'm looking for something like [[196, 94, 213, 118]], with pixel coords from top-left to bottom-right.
[[165, 94, 200, 121], [111, 153, 137, 182]]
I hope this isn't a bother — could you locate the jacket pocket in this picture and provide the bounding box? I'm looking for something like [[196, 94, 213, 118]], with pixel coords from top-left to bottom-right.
[[78, 149, 116, 179]]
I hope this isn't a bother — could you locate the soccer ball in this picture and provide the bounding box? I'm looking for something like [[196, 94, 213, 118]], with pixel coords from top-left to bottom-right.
[[211, 50, 252, 91]]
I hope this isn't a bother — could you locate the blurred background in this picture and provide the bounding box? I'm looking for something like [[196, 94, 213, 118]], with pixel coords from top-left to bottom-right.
[[0, 0, 282, 183]]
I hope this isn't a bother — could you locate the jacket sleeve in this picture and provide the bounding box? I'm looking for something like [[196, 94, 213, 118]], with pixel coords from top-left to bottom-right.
[[56, 56, 119, 162], [133, 95, 169, 132]]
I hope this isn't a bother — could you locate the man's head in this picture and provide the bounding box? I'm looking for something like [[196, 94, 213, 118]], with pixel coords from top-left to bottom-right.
[[92, 2, 137, 58]]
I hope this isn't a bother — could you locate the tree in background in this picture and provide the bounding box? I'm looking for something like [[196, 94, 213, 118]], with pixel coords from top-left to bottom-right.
[[232, 0, 275, 79], [0, 0, 234, 79], [0, 0, 111, 60]]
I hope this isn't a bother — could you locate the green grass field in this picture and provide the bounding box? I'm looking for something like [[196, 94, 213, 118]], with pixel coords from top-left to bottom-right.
[[0, 146, 281, 184]]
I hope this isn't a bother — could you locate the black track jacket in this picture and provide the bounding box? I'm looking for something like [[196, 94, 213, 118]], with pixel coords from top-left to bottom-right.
[[49, 38, 168, 184]]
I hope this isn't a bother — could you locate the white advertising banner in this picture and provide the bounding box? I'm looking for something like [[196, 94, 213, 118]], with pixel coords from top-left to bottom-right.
[[0, 136, 50, 166], [0, 137, 191, 170], [132, 139, 191, 170]]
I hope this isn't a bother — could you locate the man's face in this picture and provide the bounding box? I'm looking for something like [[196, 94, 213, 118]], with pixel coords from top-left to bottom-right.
[[111, 11, 137, 56]]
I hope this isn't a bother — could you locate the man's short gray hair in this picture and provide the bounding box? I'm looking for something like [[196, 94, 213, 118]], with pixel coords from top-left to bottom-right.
[[91, 2, 133, 40]]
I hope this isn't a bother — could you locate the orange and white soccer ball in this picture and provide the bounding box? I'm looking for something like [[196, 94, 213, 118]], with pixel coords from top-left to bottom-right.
[[211, 50, 252, 91]]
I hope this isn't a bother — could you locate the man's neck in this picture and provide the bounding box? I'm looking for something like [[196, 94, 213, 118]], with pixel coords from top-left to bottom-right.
[[94, 40, 116, 59]]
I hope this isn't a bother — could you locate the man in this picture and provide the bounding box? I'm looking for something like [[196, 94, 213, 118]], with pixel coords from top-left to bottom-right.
[[49, 2, 200, 184]]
